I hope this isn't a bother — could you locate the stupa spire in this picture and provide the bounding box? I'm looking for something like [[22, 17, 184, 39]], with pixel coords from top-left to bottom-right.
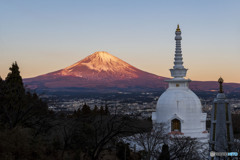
[[176, 24, 181, 32], [153, 25, 208, 142], [170, 25, 188, 79], [218, 77, 224, 93]]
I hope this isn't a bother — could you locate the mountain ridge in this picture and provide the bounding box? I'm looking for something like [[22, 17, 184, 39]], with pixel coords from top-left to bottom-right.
[[23, 51, 240, 94]]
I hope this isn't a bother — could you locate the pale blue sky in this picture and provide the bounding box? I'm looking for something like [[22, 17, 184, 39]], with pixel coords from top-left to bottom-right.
[[0, 0, 239, 82]]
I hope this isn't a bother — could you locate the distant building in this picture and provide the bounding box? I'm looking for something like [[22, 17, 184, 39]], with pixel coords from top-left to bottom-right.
[[152, 25, 208, 140], [209, 77, 234, 159]]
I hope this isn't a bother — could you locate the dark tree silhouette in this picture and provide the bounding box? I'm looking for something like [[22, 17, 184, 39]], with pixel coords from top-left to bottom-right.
[[158, 144, 170, 160], [0, 62, 48, 129], [89, 115, 139, 160], [1, 62, 26, 128], [104, 105, 110, 115], [116, 141, 131, 160], [81, 103, 91, 114], [131, 124, 166, 160], [169, 136, 205, 160], [99, 105, 104, 114], [93, 105, 98, 113]]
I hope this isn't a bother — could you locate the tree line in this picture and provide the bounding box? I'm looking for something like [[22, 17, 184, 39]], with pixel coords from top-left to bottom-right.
[[1, 62, 240, 160], [0, 62, 148, 160]]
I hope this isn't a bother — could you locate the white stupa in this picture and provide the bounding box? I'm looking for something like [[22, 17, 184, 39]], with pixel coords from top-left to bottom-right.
[[152, 25, 208, 139]]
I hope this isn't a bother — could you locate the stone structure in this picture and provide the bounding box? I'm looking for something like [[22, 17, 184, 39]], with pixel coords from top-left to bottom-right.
[[209, 77, 234, 159], [152, 25, 208, 139]]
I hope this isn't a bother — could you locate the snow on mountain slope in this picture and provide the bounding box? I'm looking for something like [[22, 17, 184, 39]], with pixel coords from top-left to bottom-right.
[[56, 51, 140, 80], [24, 51, 167, 90], [23, 51, 240, 93]]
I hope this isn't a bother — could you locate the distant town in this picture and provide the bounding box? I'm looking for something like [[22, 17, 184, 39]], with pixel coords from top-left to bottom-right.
[[46, 92, 240, 119]]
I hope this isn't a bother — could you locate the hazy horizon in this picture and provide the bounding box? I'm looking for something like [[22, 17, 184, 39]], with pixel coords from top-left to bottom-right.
[[0, 0, 239, 83]]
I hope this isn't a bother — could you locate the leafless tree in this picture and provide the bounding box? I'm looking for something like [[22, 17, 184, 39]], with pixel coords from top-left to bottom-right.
[[89, 114, 140, 160], [169, 135, 208, 160], [129, 123, 167, 160], [128, 123, 208, 160], [56, 113, 142, 160]]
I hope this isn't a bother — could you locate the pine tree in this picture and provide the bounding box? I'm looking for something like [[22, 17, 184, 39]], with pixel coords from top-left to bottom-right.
[[81, 103, 91, 114], [4, 62, 26, 111], [0, 76, 5, 107], [0, 62, 48, 128], [99, 106, 104, 115], [5, 62, 25, 108], [5, 62, 25, 96], [2, 62, 26, 128], [93, 105, 98, 113], [0, 76, 3, 93], [104, 105, 110, 115]]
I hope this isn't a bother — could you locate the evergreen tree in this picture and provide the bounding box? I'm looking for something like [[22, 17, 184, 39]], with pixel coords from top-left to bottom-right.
[[72, 108, 81, 118], [0, 76, 5, 112], [158, 144, 170, 160], [104, 105, 110, 115], [5, 62, 25, 104], [93, 105, 98, 113], [99, 106, 104, 114], [0, 76, 4, 94], [0, 62, 48, 128], [5, 62, 25, 96], [1, 62, 26, 128], [25, 91, 48, 115], [77, 107, 81, 113], [81, 103, 91, 114]]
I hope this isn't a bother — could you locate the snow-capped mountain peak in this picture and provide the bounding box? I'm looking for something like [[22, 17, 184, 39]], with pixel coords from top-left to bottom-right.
[[24, 51, 167, 90], [56, 51, 140, 79], [24, 51, 239, 93]]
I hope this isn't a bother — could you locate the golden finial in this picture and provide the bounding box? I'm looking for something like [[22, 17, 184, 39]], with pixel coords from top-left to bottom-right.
[[218, 77, 224, 93], [176, 24, 181, 32]]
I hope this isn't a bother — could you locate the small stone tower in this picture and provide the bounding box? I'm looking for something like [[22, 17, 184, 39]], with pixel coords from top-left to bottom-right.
[[209, 77, 234, 159]]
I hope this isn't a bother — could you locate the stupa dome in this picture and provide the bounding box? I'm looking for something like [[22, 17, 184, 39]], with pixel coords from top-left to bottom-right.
[[152, 25, 208, 139]]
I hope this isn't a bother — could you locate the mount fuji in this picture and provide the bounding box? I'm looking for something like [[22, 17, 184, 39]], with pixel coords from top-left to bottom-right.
[[24, 51, 240, 94], [24, 51, 167, 92]]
